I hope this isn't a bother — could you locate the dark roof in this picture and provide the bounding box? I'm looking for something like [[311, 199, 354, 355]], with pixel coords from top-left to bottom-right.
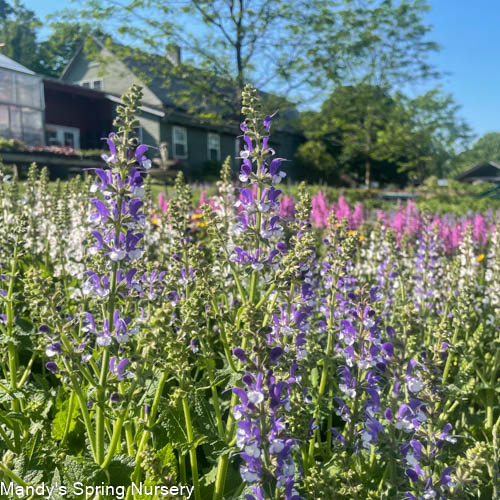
[[455, 161, 500, 181], [60, 37, 302, 136], [43, 76, 109, 100]]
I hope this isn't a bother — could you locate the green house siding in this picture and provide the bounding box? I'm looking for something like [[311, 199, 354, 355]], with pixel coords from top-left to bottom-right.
[[137, 111, 161, 147], [59, 41, 303, 180], [159, 121, 236, 177], [62, 47, 162, 108]]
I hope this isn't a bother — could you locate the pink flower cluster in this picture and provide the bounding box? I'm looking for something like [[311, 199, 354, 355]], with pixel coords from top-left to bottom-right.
[[158, 189, 497, 252], [309, 191, 497, 251]]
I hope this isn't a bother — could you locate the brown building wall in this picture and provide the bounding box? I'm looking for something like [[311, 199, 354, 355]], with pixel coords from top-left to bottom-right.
[[43, 81, 113, 150]]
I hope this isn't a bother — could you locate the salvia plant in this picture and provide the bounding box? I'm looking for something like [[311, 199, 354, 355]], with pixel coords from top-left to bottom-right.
[[0, 82, 497, 500]]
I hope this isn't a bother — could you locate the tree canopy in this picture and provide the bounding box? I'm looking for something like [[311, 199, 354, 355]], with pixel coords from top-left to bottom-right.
[[296, 84, 471, 186], [51, 0, 441, 117]]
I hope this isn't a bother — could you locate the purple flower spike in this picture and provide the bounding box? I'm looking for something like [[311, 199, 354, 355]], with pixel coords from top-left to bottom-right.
[[39, 324, 50, 334], [232, 387, 248, 405], [369, 286, 383, 302], [117, 358, 130, 378], [233, 347, 247, 363], [240, 159, 252, 182], [440, 466, 455, 487], [263, 110, 278, 131], [46, 342, 62, 357], [270, 347, 283, 363], [102, 133, 117, 164], [135, 144, 148, 162], [405, 468, 419, 482], [46, 361, 58, 374], [381, 342, 394, 359]]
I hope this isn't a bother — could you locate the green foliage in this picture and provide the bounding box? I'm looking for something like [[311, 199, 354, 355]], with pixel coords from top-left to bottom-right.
[[36, 23, 93, 77], [294, 140, 340, 184], [0, 137, 24, 151], [454, 132, 500, 174], [298, 84, 471, 187], [0, 0, 40, 72]]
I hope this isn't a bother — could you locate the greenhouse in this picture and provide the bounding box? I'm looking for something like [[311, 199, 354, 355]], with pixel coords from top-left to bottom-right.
[[0, 53, 44, 145]]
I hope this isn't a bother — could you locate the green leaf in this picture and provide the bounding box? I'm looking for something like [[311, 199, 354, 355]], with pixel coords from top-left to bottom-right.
[[106, 455, 135, 486], [61, 455, 102, 485]]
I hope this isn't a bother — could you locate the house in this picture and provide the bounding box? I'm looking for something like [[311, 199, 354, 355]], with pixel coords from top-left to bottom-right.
[[455, 161, 500, 184], [59, 38, 303, 179], [0, 54, 44, 145]]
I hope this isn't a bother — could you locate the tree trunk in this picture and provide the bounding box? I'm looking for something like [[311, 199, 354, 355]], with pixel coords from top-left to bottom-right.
[[365, 157, 371, 188]]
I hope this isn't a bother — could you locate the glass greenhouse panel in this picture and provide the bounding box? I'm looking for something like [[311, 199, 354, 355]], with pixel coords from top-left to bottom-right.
[[16, 73, 42, 109], [0, 70, 14, 102], [22, 107, 43, 145]]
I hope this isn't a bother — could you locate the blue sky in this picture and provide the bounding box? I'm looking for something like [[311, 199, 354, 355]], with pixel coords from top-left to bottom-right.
[[28, 0, 499, 139]]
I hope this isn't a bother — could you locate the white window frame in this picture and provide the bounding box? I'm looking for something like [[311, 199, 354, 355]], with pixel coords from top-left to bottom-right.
[[172, 125, 188, 159], [77, 79, 103, 90], [207, 132, 221, 161], [92, 78, 103, 90], [46, 124, 80, 150]]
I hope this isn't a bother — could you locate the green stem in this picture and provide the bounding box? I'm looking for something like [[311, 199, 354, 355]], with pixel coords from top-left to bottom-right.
[[96, 258, 118, 465], [182, 394, 201, 500], [18, 353, 36, 388], [307, 322, 335, 466], [213, 453, 229, 500], [0, 462, 30, 487], [6, 240, 19, 414], [66, 366, 97, 462], [0, 425, 16, 451], [60, 392, 76, 447], [255, 283, 276, 311], [129, 370, 168, 487], [96, 346, 110, 465]]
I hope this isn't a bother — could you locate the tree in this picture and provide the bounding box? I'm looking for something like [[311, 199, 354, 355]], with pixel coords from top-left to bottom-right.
[[377, 89, 472, 181], [35, 23, 95, 77], [54, 0, 441, 118], [320, 0, 440, 85], [297, 85, 470, 187], [454, 132, 500, 174], [300, 84, 398, 187], [0, 0, 41, 71]]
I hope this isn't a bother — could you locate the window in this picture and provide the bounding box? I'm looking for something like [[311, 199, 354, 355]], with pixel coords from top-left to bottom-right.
[[172, 126, 188, 159], [78, 79, 103, 90], [207, 132, 220, 161], [45, 124, 80, 150]]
